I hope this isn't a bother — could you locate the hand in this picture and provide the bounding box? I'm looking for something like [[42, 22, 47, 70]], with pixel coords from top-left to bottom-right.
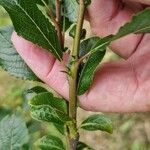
[[11, 0, 150, 112]]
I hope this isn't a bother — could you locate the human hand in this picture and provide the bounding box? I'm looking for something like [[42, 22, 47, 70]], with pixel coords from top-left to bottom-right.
[[11, 0, 150, 112]]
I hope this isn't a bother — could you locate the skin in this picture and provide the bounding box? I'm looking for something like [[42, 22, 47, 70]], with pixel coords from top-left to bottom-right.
[[11, 0, 150, 112]]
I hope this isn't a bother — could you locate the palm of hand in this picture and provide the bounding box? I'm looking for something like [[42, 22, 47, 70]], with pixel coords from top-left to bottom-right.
[[12, 0, 150, 112]]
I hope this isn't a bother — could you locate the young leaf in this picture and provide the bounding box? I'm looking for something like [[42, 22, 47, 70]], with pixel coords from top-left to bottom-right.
[[114, 8, 150, 39], [0, 114, 29, 150], [0, 26, 38, 80], [0, 0, 62, 60], [37, 135, 65, 150], [80, 114, 113, 134], [29, 92, 70, 124], [78, 37, 106, 95], [63, 0, 79, 22], [77, 141, 94, 150]]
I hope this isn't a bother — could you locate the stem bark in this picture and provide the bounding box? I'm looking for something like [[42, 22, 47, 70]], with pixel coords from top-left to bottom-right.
[[68, 0, 85, 149]]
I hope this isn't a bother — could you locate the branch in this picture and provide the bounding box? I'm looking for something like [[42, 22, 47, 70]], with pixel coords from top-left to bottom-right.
[[68, 0, 85, 149], [55, 0, 64, 49], [42, 0, 63, 50], [71, 0, 85, 57]]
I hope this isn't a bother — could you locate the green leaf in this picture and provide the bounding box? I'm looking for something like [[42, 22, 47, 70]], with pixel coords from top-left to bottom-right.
[[26, 86, 48, 94], [69, 24, 86, 39], [84, 9, 150, 56], [78, 37, 106, 95], [77, 141, 94, 150], [62, 17, 72, 32], [29, 92, 70, 124], [80, 114, 113, 134], [77, 9, 150, 95], [0, 107, 12, 121], [114, 9, 150, 39], [53, 123, 65, 135], [64, 0, 79, 22], [0, 114, 29, 150], [0, 26, 38, 80], [0, 0, 62, 60], [36, 0, 49, 5], [37, 135, 65, 150], [84, 0, 91, 6]]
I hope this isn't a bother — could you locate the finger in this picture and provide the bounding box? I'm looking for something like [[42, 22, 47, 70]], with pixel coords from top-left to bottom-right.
[[128, 0, 150, 5], [80, 34, 150, 112], [87, 0, 143, 59], [12, 33, 149, 112], [11, 32, 69, 99], [80, 59, 149, 112]]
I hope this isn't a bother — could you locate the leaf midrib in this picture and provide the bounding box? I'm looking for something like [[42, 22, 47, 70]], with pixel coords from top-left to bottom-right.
[[0, 31, 11, 45], [15, 2, 60, 59], [134, 25, 150, 33], [31, 103, 67, 115]]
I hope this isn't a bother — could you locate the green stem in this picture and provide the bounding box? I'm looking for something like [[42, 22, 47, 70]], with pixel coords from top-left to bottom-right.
[[68, 0, 85, 149], [55, 0, 64, 49], [71, 0, 85, 57]]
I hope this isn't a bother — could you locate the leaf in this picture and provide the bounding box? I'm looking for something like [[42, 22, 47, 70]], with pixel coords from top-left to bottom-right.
[[84, 0, 91, 6], [0, 26, 38, 80], [80, 114, 113, 134], [77, 9, 150, 95], [29, 92, 70, 124], [37, 135, 65, 150], [69, 24, 86, 39], [61, 17, 72, 32], [53, 123, 65, 135], [0, 107, 12, 121], [85, 9, 150, 56], [26, 86, 48, 94], [0, 114, 29, 150], [78, 37, 106, 95], [0, 0, 62, 60], [63, 0, 79, 22], [36, 0, 49, 5], [114, 9, 150, 39], [77, 141, 94, 150]]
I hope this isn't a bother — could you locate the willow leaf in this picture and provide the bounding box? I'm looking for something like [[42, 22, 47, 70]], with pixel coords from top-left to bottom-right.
[[78, 37, 106, 95], [37, 135, 65, 150], [64, 0, 78, 22], [0, 0, 62, 60], [114, 8, 150, 39], [0, 26, 38, 80], [0, 115, 29, 150], [80, 114, 113, 134]]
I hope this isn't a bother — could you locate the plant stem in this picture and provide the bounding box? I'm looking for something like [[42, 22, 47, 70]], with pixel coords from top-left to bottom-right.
[[55, 0, 64, 49], [68, 0, 85, 149], [71, 0, 85, 57], [43, 0, 64, 50]]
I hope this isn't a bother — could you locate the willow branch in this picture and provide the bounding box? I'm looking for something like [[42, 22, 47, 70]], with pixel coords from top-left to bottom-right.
[[55, 0, 64, 49], [68, 0, 85, 149]]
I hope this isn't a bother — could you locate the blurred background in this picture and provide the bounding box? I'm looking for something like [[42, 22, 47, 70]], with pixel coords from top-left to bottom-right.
[[0, 6, 150, 150]]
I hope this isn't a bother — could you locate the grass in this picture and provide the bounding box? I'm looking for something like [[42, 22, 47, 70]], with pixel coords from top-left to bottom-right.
[[0, 6, 150, 150]]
